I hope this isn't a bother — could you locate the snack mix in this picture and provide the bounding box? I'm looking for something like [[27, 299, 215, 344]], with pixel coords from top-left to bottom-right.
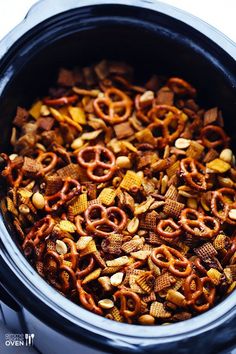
[[1, 60, 236, 325]]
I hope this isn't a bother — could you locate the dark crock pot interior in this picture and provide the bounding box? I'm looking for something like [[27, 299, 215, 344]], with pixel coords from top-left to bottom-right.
[[0, 2, 236, 352]]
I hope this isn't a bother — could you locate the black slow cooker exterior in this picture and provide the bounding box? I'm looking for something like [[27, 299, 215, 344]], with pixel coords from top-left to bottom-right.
[[0, 1, 236, 353]]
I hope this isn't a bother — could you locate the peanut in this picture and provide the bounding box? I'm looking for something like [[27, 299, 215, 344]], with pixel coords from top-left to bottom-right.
[[229, 209, 236, 221], [116, 156, 131, 169], [127, 217, 139, 234], [110, 272, 124, 286], [40, 104, 50, 116], [71, 137, 84, 150], [56, 240, 67, 255], [138, 314, 155, 325], [9, 154, 18, 161], [140, 90, 154, 103], [175, 138, 190, 149], [32, 192, 45, 209], [19, 204, 30, 214], [220, 148, 233, 163], [98, 299, 114, 309], [161, 175, 168, 195], [98, 276, 112, 291]]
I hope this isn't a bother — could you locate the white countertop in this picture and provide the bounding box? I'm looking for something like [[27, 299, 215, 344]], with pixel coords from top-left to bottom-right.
[[0, 0, 235, 42]]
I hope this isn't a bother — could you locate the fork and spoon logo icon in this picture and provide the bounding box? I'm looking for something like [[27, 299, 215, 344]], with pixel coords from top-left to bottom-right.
[[25, 333, 35, 346]]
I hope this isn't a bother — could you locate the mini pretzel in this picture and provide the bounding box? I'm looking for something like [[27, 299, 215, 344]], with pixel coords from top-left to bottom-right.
[[36, 152, 58, 175], [180, 157, 207, 191], [184, 274, 215, 312], [201, 277, 216, 306], [44, 250, 77, 293], [156, 219, 182, 239], [113, 290, 141, 323], [34, 242, 46, 261], [43, 95, 78, 106], [76, 256, 95, 278], [200, 125, 229, 149], [184, 273, 202, 306], [147, 105, 185, 146], [167, 77, 196, 96], [45, 178, 80, 212], [93, 87, 132, 124], [180, 208, 220, 238], [193, 257, 208, 275], [211, 188, 236, 225], [25, 242, 48, 262], [1, 153, 23, 187], [77, 145, 116, 182], [75, 215, 87, 236], [147, 121, 169, 148], [59, 265, 77, 293], [222, 238, 236, 266], [22, 239, 37, 259], [151, 245, 192, 277], [22, 215, 55, 249], [62, 238, 79, 270], [43, 250, 62, 290], [4, 61, 236, 325], [112, 75, 146, 93], [85, 204, 127, 237], [44, 250, 62, 275], [76, 279, 103, 315], [135, 93, 153, 124]]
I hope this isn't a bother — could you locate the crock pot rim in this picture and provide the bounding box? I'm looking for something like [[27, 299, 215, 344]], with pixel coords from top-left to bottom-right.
[[0, 0, 236, 349], [0, 0, 235, 61]]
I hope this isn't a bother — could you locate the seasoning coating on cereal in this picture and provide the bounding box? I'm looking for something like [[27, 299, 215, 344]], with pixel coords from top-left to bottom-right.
[[1, 60, 236, 325]]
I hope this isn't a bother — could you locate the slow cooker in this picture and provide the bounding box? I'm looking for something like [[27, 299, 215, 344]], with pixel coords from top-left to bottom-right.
[[0, 1, 236, 353]]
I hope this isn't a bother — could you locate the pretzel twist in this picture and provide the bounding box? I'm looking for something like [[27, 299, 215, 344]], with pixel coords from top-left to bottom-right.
[[222, 238, 236, 266], [43, 95, 78, 106], [1, 153, 23, 187], [180, 208, 220, 238], [77, 145, 116, 182], [44, 250, 62, 274], [76, 256, 95, 278], [75, 215, 87, 236], [62, 238, 79, 270], [36, 152, 58, 175], [45, 178, 80, 212], [93, 87, 132, 124], [156, 219, 182, 239], [200, 125, 229, 149], [42, 250, 62, 289], [24, 239, 45, 261], [167, 77, 196, 96], [193, 257, 208, 275], [76, 279, 103, 315], [151, 245, 192, 277], [184, 274, 215, 312], [22, 215, 55, 249], [85, 204, 127, 237], [147, 105, 186, 147], [43, 250, 77, 293], [113, 290, 141, 323], [180, 157, 207, 191], [59, 265, 77, 293], [211, 188, 236, 225], [34, 242, 46, 261]]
